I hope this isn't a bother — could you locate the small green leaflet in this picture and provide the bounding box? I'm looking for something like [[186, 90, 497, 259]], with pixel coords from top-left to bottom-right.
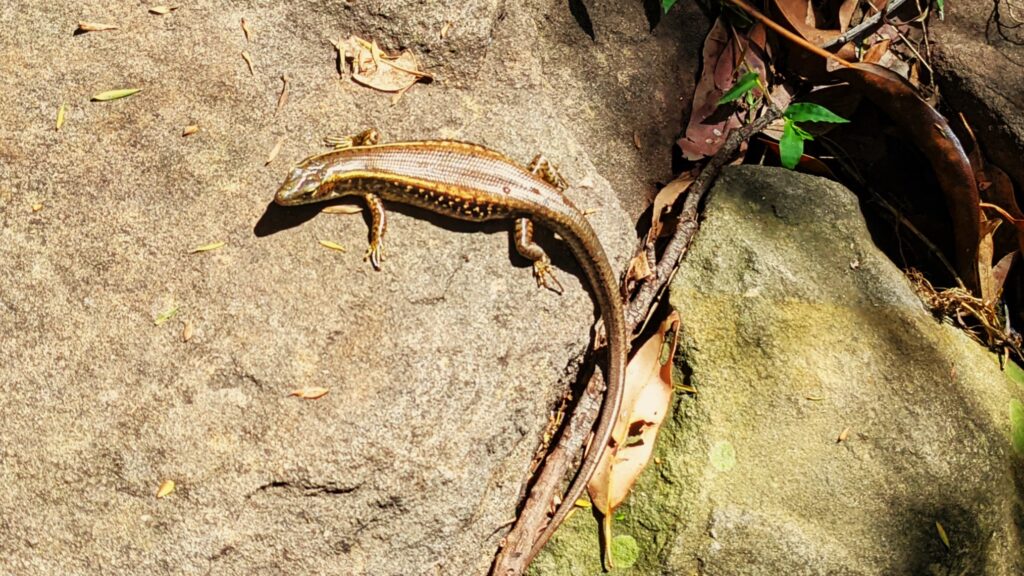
[[936, 0, 944, 20], [662, 0, 678, 13], [154, 305, 179, 326], [717, 71, 761, 106], [936, 521, 950, 548], [92, 88, 142, 101], [1010, 399, 1024, 455], [784, 102, 850, 124], [778, 102, 848, 169], [779, 121, 804, 169]]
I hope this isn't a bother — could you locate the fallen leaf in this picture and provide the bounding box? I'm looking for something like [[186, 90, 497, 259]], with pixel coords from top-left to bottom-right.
[[241, 50, 255, 75], [55, 102, 66, 131], [182, 124, 199, 137], [149, 6, 178, 15], [91, 88, 142, 101], [156, 480, 175, 498], [154, 305, 179, 326], [181, 320, 194, 342], [318, 240, 346, 252], [189, 241, 225, 254], [833, 63, 981, 295], [936, 521, 950, 548], [241, 17, 252, 43], [342, 36, 433, 97], [290, 387, 329, 399], [276, 75, 289, 113], [648, 172, 696, 242], [837, 426, 850, 442], [861, 39, 891, 64], [589, 311, 679, 570], [265, 137, 284, 166], [321, 205, 364, 215], [77, 21, 118, 33], [31, 203, 44, 212], [678, 19, 767, 160]]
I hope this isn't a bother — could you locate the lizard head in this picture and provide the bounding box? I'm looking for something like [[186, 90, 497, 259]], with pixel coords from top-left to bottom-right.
[[274, 157, 328, 206]]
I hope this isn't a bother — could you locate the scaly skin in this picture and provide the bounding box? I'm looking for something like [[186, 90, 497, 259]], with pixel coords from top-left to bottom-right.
[[275, 138, 626, 570]]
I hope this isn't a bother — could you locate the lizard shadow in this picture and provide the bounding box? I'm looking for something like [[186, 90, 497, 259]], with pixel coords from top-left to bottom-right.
[[254, 199, 593, 311]]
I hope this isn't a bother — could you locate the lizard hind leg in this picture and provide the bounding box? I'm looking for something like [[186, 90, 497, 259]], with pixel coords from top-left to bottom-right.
[[514, 218, 564, 294], [363, 193, 387, 269], [527, 154, 569, 191]]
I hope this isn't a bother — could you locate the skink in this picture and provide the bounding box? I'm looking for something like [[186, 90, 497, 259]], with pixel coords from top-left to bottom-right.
[[274, 131, 627, 568]]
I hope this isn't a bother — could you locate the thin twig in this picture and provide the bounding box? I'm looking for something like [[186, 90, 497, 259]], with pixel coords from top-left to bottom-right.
[[822, 0, 910, 49], [726, 0, 854, 67], [625, 105, 785, 329]]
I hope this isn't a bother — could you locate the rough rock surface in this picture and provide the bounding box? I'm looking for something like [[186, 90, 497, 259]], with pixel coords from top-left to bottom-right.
[[529, 166, 1024, 575], [931, 0, 1024, 190], [0, 2, 706, 575]]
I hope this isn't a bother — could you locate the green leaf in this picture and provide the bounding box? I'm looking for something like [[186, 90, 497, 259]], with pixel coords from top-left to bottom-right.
[[717, 71, 761, 106], [784, 102, 849, 124], [610, 535, 640, 569], [91, 88, 142, 101], [1002, 358, 1024, 389], [662, 0, 678, 13], [936, 0, 944, 20], [779, 120, 804, 170], [709, 440, 736, 471], [154, 305, 179, 326], [1010, 399, 1024, 455]]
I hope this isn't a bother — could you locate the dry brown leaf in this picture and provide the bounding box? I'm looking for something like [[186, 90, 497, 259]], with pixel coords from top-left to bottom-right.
[[318, 240, 347, 252], [440, 21, 453, 39], [977, 218, 1001, 302], [342, 36, 432, 96], [241, 50, 255, 75], [181, 320, 194, 342], [276, 75, 290, 113], [265, 136, 284, 166], [290, 387, 329, 399], [77, 21, 118, 32], [241, 17, 252, 43], [861, 39, 891, 64], [648, 172, 696, 242], [189, 241, 225, 254], [182, 124, 199, 137], [678, 20, 767, 160], [156, 479, 175, 498], [322, 205, 364, 215], [588, 310, 680, 570], [833, 63, 981, 294], [837, 0, 858, 32], [632, 132, 641, 150], [55, 102, 66, 131], [626, 252, 653, 285], [149, 6, 179, 15]]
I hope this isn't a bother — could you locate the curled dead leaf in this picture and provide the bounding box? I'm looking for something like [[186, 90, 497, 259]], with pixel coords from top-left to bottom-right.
[[156, 480, 175, 498], [290, 387, 329, 399], [341, 36, 432, 101], [265, 137, 284, 166], [77, 21, 118, 33], [833, 63, 981, 295], [588, 310, 680, 569]]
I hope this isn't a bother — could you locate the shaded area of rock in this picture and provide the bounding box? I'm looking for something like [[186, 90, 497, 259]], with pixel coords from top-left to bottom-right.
[[931, 0, 1024, 190], [530, 166, 1024, 574], [0, 2, 706, 575]]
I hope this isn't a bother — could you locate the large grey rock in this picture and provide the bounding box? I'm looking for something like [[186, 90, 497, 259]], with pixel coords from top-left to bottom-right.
[[530, 166, 1024, 575], [0, 1, 707, 575]]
